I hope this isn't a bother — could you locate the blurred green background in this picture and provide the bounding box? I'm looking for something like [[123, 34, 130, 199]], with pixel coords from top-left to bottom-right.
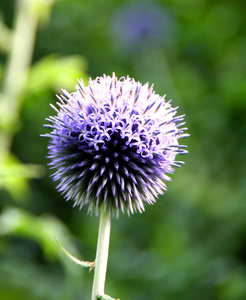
[[0, 0, 246, 299]]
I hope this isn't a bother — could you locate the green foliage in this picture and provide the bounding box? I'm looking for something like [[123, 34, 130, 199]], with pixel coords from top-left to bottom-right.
[[0, 0, 246, 299], [27, 54, 88, 93], [0, 154, 44, 202]]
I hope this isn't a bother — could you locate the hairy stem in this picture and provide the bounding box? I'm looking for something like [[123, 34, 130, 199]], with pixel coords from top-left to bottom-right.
[[91, 209, 111, 300]]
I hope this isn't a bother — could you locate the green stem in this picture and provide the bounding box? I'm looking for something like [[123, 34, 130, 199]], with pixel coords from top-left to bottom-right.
[[0, 0, 38, 163], [91, 209, 111, 300], [0, 0, 56, 163]]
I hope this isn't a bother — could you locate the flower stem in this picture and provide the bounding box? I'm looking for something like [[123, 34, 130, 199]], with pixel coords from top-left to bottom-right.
[[91, 209, 111, 300], [0, 0, 38, 163]]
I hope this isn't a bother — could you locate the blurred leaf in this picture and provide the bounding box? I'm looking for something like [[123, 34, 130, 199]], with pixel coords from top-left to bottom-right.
[[0, 207, 91, 300], [218, 269, 246, 300], [31, 0, 58, 26], [0, 154, 44, 202], [27, 54, 88, 93], [0, 257, 63, 300], [0, 206, 81, 261]]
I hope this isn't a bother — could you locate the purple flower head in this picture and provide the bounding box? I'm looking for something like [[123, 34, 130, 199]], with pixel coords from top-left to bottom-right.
[[111, 2, 176, 53], [44, 74, 188, 216]]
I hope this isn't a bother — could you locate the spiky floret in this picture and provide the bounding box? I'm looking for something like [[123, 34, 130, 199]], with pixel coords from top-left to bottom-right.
[[43, 73, 188, 216]]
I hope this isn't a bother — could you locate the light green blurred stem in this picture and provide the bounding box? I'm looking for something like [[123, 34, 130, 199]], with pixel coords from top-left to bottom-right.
[[91, 209, 111, 300], [0, 0, 39, 163]]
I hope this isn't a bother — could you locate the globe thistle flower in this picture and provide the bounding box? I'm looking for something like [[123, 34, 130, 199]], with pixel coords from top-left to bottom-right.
[[111, 2, 176, 53], [44, 73, 188, 216]]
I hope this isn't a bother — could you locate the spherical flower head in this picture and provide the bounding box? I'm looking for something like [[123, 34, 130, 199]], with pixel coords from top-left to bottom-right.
[[44, 74, 188, 216], [111, 2, 176, 53]]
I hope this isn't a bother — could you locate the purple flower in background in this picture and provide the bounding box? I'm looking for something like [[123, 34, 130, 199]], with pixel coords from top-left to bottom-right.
[[44, 74, 188, 216], [111, 1, 176, 52]]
